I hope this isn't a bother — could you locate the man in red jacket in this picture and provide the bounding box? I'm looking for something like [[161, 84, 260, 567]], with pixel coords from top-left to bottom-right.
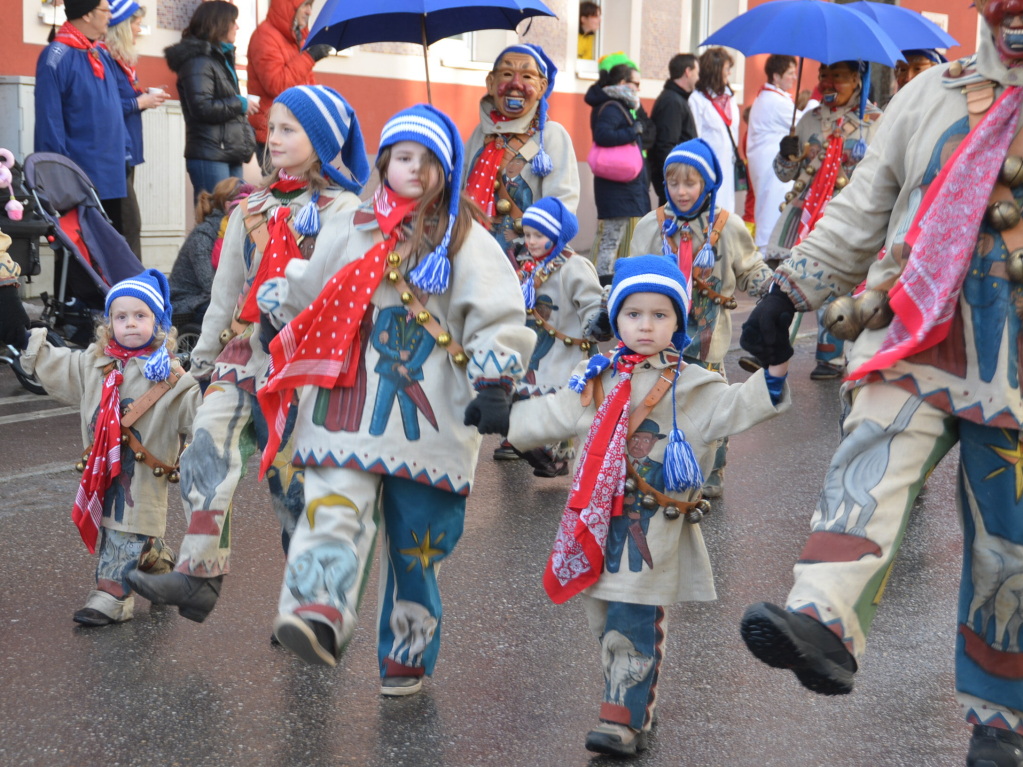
[[246, 0, 332, 166]]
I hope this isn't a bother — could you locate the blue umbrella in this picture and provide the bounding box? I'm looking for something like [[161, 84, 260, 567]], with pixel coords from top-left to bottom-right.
[[700, 0, 904, 67], [306, 0, 557, 102], [845, 1, 958, 51]]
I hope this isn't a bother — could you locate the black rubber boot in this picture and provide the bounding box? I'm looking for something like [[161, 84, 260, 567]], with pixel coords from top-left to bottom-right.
[[740, 601, 857, 695], [968, 725, 1023, 767], [126, 571, 223, 623]]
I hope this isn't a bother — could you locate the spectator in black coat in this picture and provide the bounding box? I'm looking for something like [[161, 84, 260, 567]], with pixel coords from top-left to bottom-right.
[[648, 53, 700, 205], [164, 0, 256, 203], [585, 63, 652, 283]]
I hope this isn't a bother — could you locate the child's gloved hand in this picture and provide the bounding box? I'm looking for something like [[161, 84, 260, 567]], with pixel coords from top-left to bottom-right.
[[463, 386, 513, 435], [740, 285, 795, 365], [586, 309, 613, 342], [0, 285, 30, 350]]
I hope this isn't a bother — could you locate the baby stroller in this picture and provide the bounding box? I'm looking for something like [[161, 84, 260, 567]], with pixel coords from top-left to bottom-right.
[[22, 152, 145, 347]]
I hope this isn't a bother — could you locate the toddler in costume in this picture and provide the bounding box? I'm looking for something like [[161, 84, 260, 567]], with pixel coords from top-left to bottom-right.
[[507, 254, 790, 756], [629, 138, 772, 498], [19, 269, 201, 626], [500, 195, 610, 477], [127, 85, 369, 623], [258, 104, 535, 693]]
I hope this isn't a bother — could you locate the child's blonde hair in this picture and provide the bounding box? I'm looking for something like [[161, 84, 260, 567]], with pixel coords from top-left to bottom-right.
[[665, 162, 705, 190], [104, 7, 145, 68]]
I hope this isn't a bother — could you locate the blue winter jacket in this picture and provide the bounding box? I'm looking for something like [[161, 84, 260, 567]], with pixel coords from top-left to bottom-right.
[[34, 42, 129, 199], [113, 65, 144, 167]]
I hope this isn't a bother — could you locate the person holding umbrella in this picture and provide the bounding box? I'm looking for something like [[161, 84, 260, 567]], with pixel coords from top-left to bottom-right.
[[764, 59, 882, 381], [737, 0, 1023, 763], [464, 43, 580, 268]]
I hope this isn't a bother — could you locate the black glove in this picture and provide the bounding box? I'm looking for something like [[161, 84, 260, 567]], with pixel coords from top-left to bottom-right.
[[0, 285, 30, 350], [463, 387, 513, 435], [779, 134, 801, 161], [740, 286, 796, 365], [306, 44, 333, 62], [588, 309, 613, 342]]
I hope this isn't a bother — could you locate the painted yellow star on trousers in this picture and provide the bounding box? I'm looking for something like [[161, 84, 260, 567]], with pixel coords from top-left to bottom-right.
[[400, 528, 446, 572], [986, 430, 1023, 503]]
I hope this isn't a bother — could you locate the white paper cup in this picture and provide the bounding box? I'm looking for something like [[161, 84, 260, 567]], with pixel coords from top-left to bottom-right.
[[147, 87, 166, 96], [247, 94, 261, 107]]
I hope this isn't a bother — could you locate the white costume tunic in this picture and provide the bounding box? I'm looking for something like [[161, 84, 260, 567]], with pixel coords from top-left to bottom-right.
[[689, 89, 741, 215], [747, 84, 809, 248], [509, 355, 789, 605]]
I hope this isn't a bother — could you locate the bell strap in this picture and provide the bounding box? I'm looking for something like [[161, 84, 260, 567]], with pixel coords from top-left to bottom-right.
[[526, 305, 593, 351], [490, 134, 530, 223], [373, 230, 469, 367], [120, 428, 179, 479], [121, 360, 184, 428]]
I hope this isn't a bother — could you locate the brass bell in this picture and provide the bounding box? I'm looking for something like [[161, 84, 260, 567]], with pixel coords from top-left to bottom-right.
[[453, 351, 469, 366], [624, 477, 638, 494], [700, 287, 710, 297], [986, 200, 1021, 231], [513, 217, 523, 234], [712, 296, 723, 305], [855, 289, 894, 330], [219, 328, 235, 346], [153, 466, 165, 478], [495, 199, 512, 215], [697, 498, 712, 515], [949, 60, 964, 77], [134, 451, 146, 462], [387, 270, 400, 283], [793, 179, 806, 193], [121, 434, 130, 444], [580, 341, 591, 352], [805, 163, 819, 176], [784, 191, 796, 203], [663, 505, 681, 520], [493, 179, 501, 190], [641, 494, 659, 510], [724, 298, 738, 310], [74, 461, 85, 472], [822, 295, 863, 342], [778, 202, 787, 213], [685, 508, 704, 524], [834, 175, 849, 190], [400, 291, 413, 305], [562, 336, 575, 346], [387, 251, 402, 266], [416, 310, 431, 325], [1008, 249, 1023, 283], [1001, 156, 1023, 188], [436, 332, 452, 347], [167, 470, 180, 484], [547, 327, 557, 336]]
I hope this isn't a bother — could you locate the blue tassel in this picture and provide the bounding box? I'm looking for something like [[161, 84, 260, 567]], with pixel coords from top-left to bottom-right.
[[568, 374, 587, 393], [293, 192, 321, 236], [851, 137, 867, 162], [568, 353, 611, 392], [694, 241, 715, 269], [521, 275, 536, 310], [531, 147, 552, 178], [409, 245, 451, 295], [144, 345, 171, 382], [663, 427, 704, 491]]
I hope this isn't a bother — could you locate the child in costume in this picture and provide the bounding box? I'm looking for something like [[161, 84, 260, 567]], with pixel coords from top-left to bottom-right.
[[258, 104, 535, 694], [127, 85, 369, 623], [498, 195, 609, 476], [19, 269, 201, 626], [629, 138, 772, 497], [507, 254, 790, 756]]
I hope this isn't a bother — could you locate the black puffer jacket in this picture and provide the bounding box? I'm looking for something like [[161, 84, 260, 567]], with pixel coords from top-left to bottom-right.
[[585, 83, 652, 221], [165, 38, 255, 164]]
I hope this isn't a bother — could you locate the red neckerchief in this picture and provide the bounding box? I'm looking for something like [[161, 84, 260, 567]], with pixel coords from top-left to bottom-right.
[[239, 204, 303, 323], [373, 183, 418, 234], [709, 91, 733, 126], [544, 351, 647, 604], [257, 191, 404, 478], [269, 171, 307, 194], [795, 128, 844, 244], [759, 83, 793, 102], [112, 57, 138, 91], [464, 140, 506, 218], [489, 109, 512, 123], [850, 85, 1023, 380], [54, 22, 105, 79]]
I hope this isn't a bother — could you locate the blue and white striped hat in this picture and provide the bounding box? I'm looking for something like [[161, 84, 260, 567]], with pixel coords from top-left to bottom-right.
[[379, 104, 465, 295], [608, 254, 691, 352], [494, 44, 557, 177], [521, 197, 578, 258], [105, 268, 172, 331], [274, 86, 370, 195], [109, 0, 141, 28]]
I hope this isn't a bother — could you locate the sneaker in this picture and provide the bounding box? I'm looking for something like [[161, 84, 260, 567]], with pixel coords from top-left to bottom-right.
[[810, 361, 844, 380], [738, 355, 764, 373], [520, 448, 569, 478], [380, 676, 423, 697], [702, 469, 724, 499], [967, 725, 1023, 767], [73, 590, 134, 627], [492, 443, 520, 461], [740, 602, 857, 696], [272, 612, 339, 667], [585, 722, 649, 756]]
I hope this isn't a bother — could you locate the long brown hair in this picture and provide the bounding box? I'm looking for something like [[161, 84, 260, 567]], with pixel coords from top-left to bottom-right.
[[182, 0, 238, 45], [374, 146, 483, 260], [696, 47, 734, 97]]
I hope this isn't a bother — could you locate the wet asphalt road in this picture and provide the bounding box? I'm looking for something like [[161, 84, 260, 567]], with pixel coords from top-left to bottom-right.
[[0, 320, 968, 767]]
